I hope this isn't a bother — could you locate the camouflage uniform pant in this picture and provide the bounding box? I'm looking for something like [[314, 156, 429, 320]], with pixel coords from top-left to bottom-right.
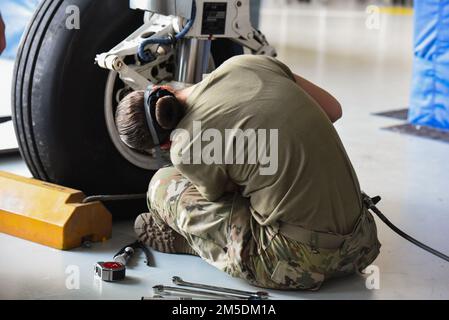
[[147, 166, 381, 290]]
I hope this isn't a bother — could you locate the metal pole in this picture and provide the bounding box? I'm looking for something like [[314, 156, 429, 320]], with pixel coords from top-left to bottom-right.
[[175, 38, 211, 84]]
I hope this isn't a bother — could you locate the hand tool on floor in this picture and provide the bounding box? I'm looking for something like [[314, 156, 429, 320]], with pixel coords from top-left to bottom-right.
[[153, 285, 264, 300], [141, 295, 193, 300], [95, 261, 127, 282], [95, 240, 152, 282], [95, 247, 133, 282], [172, 276, 269, 299]]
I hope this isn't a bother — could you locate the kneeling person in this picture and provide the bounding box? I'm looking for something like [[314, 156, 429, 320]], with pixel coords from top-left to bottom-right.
[[115, 55, 381, 290]]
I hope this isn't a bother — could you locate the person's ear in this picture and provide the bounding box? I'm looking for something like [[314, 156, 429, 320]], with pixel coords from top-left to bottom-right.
[[155, 96, 183, 130]]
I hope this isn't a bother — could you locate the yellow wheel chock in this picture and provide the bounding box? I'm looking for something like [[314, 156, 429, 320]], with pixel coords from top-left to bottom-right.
[[0, 171, 112, 250]]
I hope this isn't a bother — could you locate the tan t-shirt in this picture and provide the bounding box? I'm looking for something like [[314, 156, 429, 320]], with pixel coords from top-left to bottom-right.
[[170, 55, 362, 235]]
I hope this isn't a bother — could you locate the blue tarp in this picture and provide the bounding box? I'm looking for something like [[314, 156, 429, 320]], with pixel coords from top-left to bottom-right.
[[0, 0, 40, 60], [409, 0, 449, 130]]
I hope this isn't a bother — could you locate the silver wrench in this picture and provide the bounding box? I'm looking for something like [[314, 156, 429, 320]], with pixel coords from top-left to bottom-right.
[[142, 295, 193, 300], [172, 276, 269, 299], [153, 285, 263, 300]]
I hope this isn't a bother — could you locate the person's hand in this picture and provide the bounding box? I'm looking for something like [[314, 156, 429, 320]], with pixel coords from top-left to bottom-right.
[[0, 15, 6, 55]]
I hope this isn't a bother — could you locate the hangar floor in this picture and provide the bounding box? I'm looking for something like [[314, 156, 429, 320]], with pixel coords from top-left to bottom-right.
[[1, 2, 448, 300]]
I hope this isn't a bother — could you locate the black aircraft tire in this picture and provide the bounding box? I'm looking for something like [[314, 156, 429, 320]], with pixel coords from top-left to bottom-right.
[[12, 0, 152, 218]]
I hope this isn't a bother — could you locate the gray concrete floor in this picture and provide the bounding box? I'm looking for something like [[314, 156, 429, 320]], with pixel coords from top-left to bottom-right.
[[1, 2, 449, 300]]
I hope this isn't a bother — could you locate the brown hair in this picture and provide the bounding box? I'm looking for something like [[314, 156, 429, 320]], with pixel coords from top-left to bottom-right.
[[115, 90, 185, 151]]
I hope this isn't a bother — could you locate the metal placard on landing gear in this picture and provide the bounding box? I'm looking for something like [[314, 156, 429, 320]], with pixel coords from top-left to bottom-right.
[[202, 2, 227, 35]]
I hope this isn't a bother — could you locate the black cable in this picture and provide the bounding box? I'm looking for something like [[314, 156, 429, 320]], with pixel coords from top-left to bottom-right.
[[0, 116, 12, 124], [85, 192, 449, 263], [362, 193, 449, 263], [82, 193, 146, 203], [114, 240, 153, 267], [138, 1, 197, 62], [138, 241, 154, 267], [114, 240, 138, 259]]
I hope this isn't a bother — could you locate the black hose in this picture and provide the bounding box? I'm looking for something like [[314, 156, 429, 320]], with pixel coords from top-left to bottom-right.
[[114, 240, 154, 267], [363, 193, 449, 263], [82, 193, 146, 204], [0, 116, 12, 124], [138, 1, 197, 62], [84, 192, 449, 263]]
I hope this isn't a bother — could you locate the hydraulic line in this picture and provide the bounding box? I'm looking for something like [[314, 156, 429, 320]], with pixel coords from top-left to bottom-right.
[[138, 1, 197, 62], [82, 193, 146, 203], [84, 192, 449, 264], [363, 193, 449, 263]]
